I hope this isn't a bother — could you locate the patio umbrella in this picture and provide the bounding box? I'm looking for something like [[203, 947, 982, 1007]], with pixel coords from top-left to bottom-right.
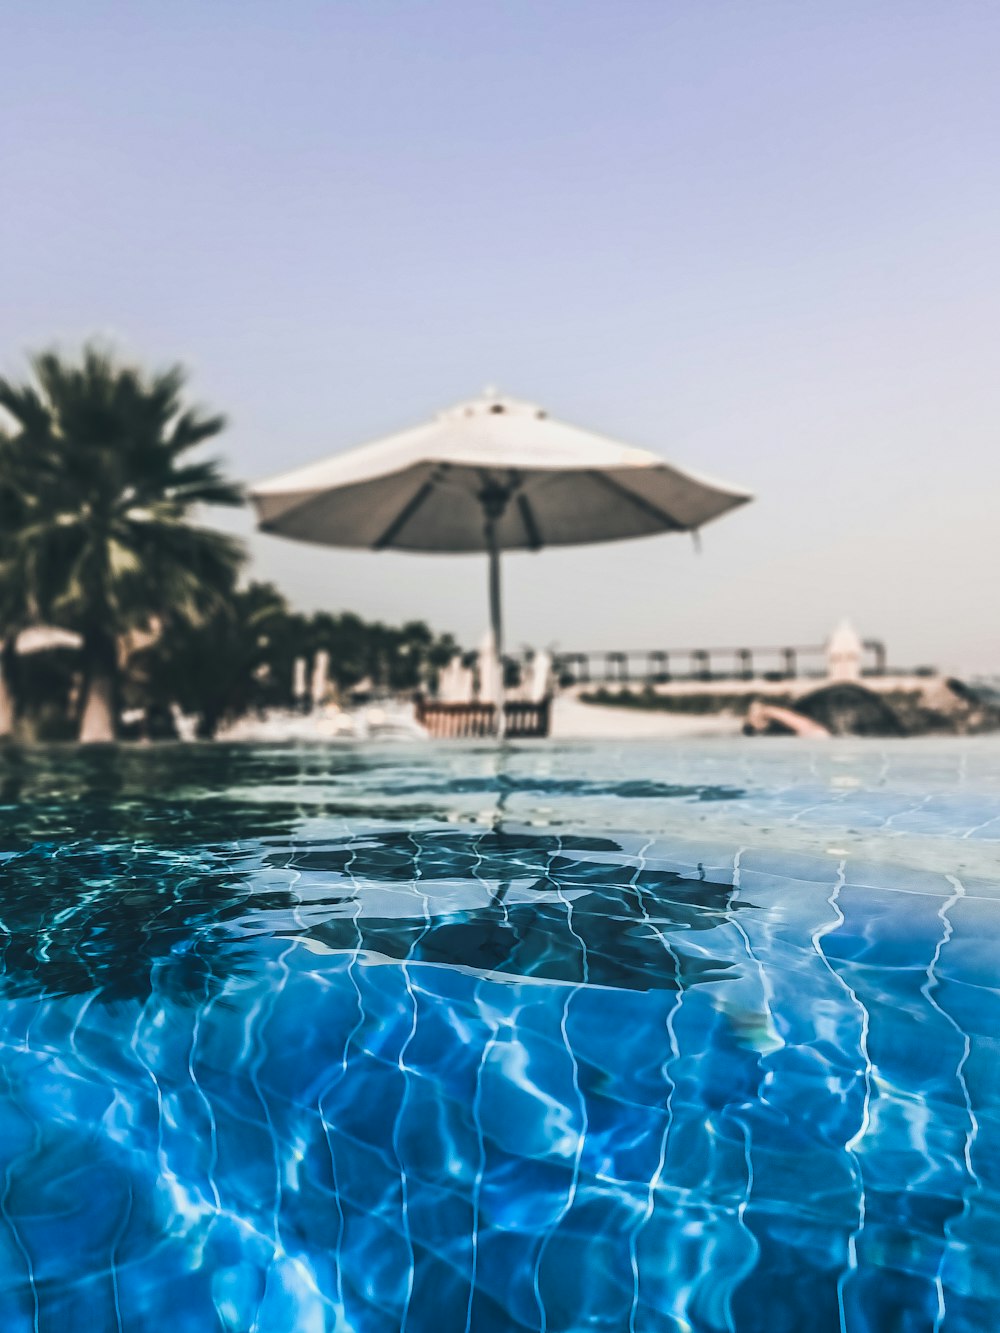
[[251, 392, 752, 732]]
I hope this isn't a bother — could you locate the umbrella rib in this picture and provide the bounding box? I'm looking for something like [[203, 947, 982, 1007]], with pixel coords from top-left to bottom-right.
[[372, 477, 439, 549], [516, 494, 543, 550], [586, 470, 685, 532]]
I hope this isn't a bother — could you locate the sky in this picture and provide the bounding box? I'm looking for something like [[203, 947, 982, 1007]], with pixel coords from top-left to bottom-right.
[[3, 1, 999, 674]]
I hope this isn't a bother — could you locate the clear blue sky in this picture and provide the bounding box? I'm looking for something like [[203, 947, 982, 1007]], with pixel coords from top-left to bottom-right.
[[3, 2, 999, 672]]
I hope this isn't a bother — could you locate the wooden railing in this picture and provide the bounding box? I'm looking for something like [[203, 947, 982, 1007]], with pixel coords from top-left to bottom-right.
[[415, 698, 551, 739]]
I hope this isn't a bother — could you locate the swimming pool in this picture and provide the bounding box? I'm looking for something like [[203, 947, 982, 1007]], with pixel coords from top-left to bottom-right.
[[0, 739, 997, 1332]]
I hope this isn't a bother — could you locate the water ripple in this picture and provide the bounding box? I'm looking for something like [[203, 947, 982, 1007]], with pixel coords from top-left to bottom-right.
[[0, 743, 997, 1331]]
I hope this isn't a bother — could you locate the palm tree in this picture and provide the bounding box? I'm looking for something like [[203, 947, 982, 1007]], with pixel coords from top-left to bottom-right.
[[137, 581, 289, 738], [0, 482, 22, 737], [0, 345, 245, 741], [0, 427, 50, 737]]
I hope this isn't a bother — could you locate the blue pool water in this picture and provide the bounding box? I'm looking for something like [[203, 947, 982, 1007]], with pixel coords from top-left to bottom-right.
[[0, 739, 998, 1332]]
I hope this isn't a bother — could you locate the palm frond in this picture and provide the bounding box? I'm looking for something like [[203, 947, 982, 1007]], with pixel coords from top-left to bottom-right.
[[167, 408, 228, 455], [1, 341, 245, 643]]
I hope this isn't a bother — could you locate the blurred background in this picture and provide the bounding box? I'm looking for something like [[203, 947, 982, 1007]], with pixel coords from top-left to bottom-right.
[[2, 1, 998, 676]]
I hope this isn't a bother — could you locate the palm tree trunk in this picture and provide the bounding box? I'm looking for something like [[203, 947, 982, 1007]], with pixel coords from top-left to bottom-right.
[[0, 637, 16, 738], [79, 631, 118, 743]]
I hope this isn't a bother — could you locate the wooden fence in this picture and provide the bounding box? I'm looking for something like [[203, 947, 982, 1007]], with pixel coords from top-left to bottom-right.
[[415, 698, 551, 739]]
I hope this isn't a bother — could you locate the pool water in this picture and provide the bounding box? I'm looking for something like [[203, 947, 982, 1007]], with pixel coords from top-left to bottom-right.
[[0, 740, 998, 1332]]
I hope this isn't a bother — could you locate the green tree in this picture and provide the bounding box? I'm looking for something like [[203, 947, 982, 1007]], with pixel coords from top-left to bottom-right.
[[133, 596, 460, 734], [137, 581, 289, 738], [304, 613, 458, 695], [0, 430, 37, 735], [0, 345, 244, 741]]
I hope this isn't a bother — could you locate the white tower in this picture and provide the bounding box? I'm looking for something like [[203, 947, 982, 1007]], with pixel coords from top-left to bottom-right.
[[827, 619, 863, 681]]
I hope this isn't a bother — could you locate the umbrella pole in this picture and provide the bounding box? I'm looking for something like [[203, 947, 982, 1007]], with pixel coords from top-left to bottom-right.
[[486, 519, 506, 739]]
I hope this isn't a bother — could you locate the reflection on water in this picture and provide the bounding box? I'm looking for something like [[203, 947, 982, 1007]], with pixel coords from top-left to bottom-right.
[[0, 742, 998, 1332]]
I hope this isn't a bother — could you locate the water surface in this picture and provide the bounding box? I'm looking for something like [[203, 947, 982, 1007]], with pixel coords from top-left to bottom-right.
[[0, 739, 997, 1332]]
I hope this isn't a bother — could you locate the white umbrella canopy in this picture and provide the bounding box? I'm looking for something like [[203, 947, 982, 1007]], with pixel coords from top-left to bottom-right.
[[251, 392, 752, 733], [252, 392, 750, 552]]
